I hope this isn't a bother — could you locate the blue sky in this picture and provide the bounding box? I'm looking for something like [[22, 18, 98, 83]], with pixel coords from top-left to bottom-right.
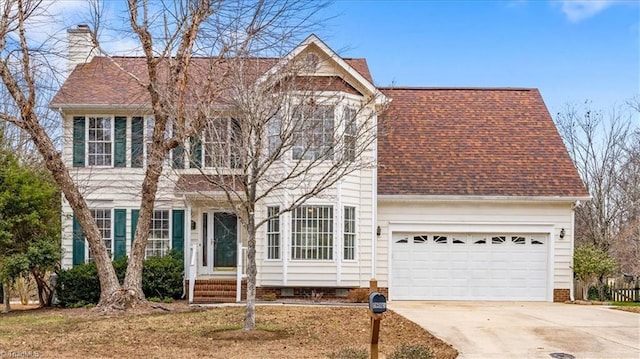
[[43, 0, 639, 117], [316, 0, 639, 116]]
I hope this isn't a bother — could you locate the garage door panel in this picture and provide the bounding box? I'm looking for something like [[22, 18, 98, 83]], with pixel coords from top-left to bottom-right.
[[392, 232, 548, 301]]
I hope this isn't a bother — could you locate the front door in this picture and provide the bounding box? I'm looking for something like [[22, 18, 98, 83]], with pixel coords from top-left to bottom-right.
[[213, 212, 237, 268]]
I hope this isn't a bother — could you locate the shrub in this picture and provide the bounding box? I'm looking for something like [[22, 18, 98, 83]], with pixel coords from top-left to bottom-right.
[[262, 292, 277, 301], [388, 344, 434, 359], [347, 288, 369, 303], [142, 250, 183, 300], [55, 261, 100, 306], [56, 251, 183, 307], [588, 284, 612, 301], [327, 347, 368, 359]]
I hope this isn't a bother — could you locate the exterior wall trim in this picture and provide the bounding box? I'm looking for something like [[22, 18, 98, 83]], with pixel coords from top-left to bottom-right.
[[378, 195, 591, 203]]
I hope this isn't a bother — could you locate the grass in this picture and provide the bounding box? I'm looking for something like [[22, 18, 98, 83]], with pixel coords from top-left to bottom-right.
[[0, 302, 458, 358], [611, 301, 640, 306], [611, 301, 640, 313]]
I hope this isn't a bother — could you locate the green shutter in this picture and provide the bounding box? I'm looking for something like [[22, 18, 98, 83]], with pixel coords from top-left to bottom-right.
[[72, 215, 85, 265], [114, 117, 127, 167], [189, 136, 202, 168], [131, 117, 144, 168], [131, 209, 139, 244], [72, 117, 85, 167], [114, 209, 126, 259], [172, 210, 185, 260], [172, 144, 185, 169]]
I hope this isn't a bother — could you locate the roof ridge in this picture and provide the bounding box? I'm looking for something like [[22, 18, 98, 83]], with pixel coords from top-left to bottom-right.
[[100, 55, 369, 61]]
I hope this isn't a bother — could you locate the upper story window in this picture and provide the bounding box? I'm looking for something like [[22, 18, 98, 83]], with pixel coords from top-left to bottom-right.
[[343, 107, 357, 161], [87, 116, 113, 166], [203, 118, 242, 168], [292, 105, 335, 160], [145, 117, 173, 166]]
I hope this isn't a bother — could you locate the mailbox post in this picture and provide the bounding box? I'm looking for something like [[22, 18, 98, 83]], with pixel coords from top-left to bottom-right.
[[368, 279, 386, 359]]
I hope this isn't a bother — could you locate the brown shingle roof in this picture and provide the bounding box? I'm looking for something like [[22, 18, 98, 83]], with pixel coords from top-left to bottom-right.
[[378, 87, 588, 198], [51, 56, 372, 107], [175, 174, 243, 192]]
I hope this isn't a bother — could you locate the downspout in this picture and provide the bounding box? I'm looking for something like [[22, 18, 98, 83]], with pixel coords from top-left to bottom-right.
[[570, 200, 578, 302], [371, 123, 378, 280], [336, 180, 342, 286]]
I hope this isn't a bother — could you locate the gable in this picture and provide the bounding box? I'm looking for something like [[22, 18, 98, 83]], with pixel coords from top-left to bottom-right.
[[257, 34, 385, 104], [377, 87, 589, 198]]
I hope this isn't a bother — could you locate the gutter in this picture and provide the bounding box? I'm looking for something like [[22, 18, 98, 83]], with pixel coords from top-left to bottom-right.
[[378, 194, 592, 203]]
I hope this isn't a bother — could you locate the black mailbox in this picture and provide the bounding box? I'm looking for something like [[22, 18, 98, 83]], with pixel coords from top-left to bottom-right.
[[368, 292, 387, 314]]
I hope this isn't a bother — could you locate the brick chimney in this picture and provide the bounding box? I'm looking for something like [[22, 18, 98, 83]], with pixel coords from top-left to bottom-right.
[[67, 24, 98, 75]]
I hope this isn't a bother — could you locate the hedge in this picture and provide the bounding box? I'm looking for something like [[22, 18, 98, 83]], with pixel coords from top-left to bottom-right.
[[56, 250, 183, 307]]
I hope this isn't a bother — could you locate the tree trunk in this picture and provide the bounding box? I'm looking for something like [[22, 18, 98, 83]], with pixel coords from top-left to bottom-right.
[[244, 215, 257, 330], [122, 147, 166, 304], [24, 117, 124, 309], [32, 271, 52, 307], [2, 282, 10, 313]]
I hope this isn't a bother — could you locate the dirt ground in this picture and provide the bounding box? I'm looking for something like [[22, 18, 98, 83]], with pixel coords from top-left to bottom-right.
[[0, 301, 458, 359], [613, 306, 640, 313]]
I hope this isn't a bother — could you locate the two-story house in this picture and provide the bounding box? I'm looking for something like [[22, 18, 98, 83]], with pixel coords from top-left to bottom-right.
[[52, 26, 588, 303]]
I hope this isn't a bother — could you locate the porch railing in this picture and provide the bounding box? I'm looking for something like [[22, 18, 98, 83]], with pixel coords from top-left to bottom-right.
[[188, 244, 197, 304], [236, 246, 248, 302]]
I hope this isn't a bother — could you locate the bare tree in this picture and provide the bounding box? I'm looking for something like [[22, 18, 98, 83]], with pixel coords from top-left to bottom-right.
[[556, 100, 640, 277], [610, 99, 640, 277], [0, 0, 327, 310], [185, 53, 388, 329]]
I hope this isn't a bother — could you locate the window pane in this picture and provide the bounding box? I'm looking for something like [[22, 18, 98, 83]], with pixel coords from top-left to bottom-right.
[[146, 210, 170, 258], [343, 206, 355, 260], [89, 209, 112, 260], [292, 105, 335, 160], [267, 206, 280, 260], [291, 205, 333, 260], [87, 117, 113, 166]]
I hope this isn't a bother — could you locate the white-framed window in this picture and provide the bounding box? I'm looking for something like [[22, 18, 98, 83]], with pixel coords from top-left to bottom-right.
[[145, 117, 172, 166], [202, 118, 242, 168], [343, 107, 357, 161], [267, 114, 282, 156], [87, 116, 113, 166], [266, 206, 280, 260], [88, 209, 113, 260], [146, 210, 170, 258], [343, 206, 356, 260], [292, 105, 335, 160], [291, 205, 333, 260]]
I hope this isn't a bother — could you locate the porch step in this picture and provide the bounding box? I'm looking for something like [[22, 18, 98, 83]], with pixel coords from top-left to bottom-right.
[[189, 278, 246, 304]]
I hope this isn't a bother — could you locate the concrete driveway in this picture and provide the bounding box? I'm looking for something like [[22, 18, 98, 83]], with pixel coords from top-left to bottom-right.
[[389, 301, 640, 359]]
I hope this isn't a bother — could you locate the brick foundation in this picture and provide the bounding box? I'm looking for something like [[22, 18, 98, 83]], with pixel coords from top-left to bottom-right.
[[255, 286, 389, 301], [553, 288, 570, 302], [186, 279, 387, 303]]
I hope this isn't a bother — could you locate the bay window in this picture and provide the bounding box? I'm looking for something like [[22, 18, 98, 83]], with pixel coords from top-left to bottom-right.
[[291, 205, 333, 260], [292, 105, 335, 160]]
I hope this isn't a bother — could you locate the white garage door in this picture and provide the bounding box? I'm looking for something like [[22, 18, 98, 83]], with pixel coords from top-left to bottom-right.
[[391, 233, 548, 301]]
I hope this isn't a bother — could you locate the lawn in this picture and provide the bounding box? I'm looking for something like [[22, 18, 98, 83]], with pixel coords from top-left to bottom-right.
[[611, 301, 640, 313], [0, 302, 458, 358]]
